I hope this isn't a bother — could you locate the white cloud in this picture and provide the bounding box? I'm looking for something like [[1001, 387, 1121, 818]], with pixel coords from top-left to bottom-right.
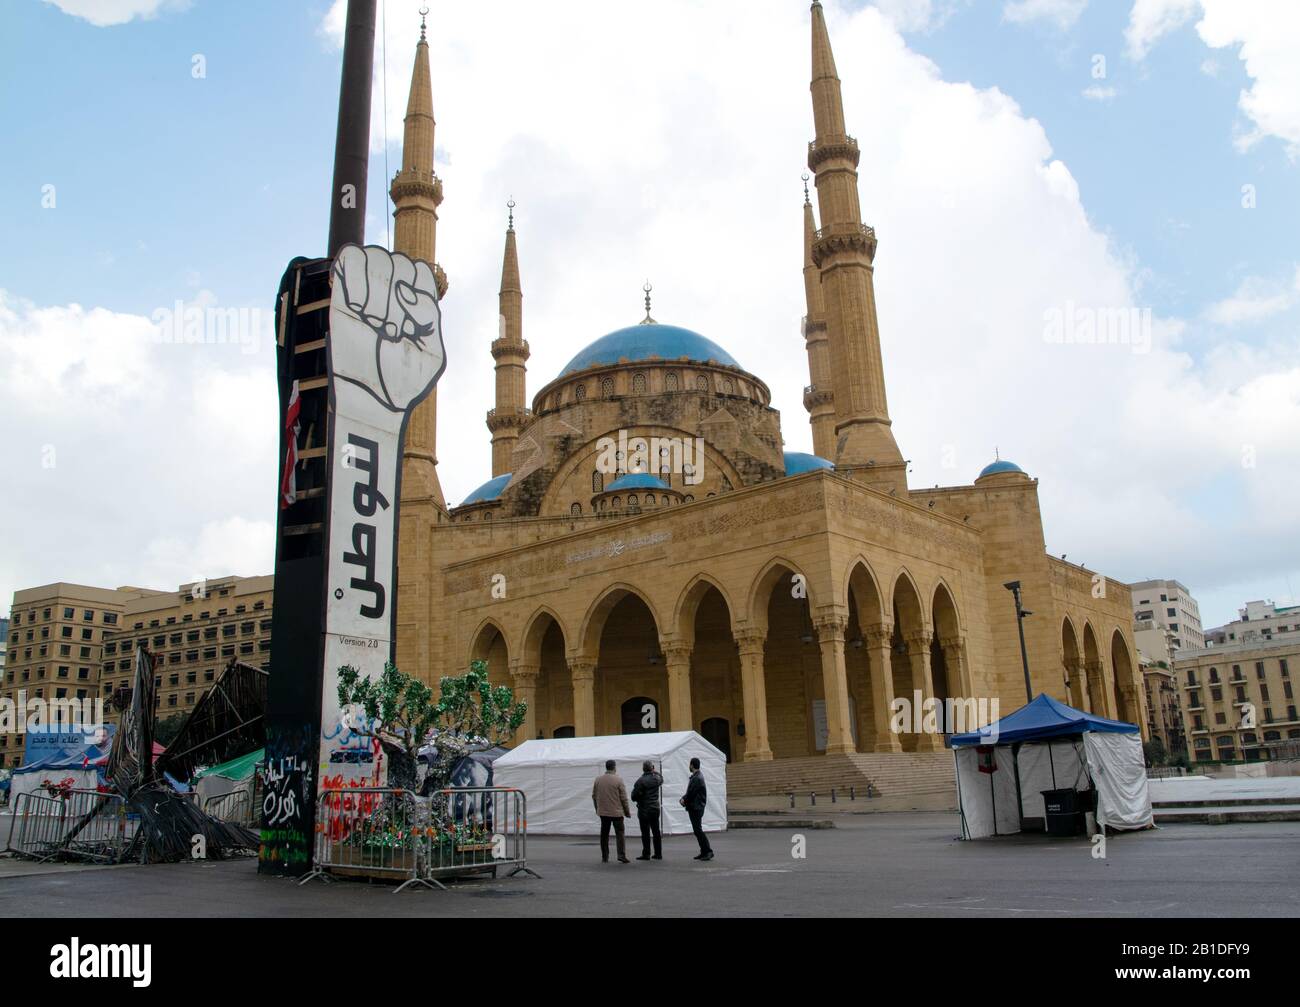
[[7, 0, 1294, 620], [1124, 0, 1199, 59], [1003, 0, 1088, 31], [1203, 266, 1300, 326], [321, 0, 1300, 605], [1126, 1, 1300, 156], [873, 0, 964, 33], [0, 290, 276, 609], [43, 0, 188, 27]]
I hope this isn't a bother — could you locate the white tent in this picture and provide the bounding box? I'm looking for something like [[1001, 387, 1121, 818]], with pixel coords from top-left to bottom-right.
[[493, 731, 727, 835], [951, 694, 1154, 840]]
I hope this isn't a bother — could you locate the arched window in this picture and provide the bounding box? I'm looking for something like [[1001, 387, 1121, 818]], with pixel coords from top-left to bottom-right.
[[665, 371, 679, 392], [570, 502, 581, 516], [632, 372, 647, 394], [592, 472, 603, 493], [552, 725, 575, 739], [575, 383, 586, 401], [695, 374, 709, 392], [721, 377, 734, 395], [644, 494, 656, 506], [611, 496, 621, 509], [628, 494, 638, 508], [601, 376, 615, 397]]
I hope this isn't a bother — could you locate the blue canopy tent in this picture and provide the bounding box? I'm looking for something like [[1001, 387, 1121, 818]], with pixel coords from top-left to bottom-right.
[[950, 694, 1152, 839]]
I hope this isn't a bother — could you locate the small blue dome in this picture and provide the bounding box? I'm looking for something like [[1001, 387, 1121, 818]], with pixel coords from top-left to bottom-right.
[[559, 323, 741, 377], [784, 451, 835, 476], [605, 472, 670, 492], [462, 473, 512, 505], [978, 459, 1024, 478]]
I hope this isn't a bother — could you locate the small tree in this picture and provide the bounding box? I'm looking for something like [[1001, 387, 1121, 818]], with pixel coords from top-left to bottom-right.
[[336, 659, 526, 805]]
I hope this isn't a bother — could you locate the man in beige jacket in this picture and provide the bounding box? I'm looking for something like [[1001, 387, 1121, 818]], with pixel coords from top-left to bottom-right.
[[592, 759, 632, 863]]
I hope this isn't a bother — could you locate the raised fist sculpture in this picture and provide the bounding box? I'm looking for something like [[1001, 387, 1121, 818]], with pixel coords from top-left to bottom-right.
[[330, 244, 445, 415]]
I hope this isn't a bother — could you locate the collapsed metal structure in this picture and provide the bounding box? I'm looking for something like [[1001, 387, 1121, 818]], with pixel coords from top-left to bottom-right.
[[155, 658, 268, 781], [6, 647, 259, 864]]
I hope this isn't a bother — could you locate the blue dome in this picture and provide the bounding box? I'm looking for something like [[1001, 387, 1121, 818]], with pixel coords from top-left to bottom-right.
[[784, 451, 835, 475], [605, 473, 670, 492], [559, 323, 741, 377], [462, 472, 511, 505], [978, 459, 1024, 478]]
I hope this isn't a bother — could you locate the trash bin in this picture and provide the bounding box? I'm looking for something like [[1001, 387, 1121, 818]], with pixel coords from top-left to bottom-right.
[[1042, 788, 1084, 836]]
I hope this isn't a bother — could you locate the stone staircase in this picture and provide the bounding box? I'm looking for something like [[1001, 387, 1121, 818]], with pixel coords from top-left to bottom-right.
[[726, 751, 956, 800]]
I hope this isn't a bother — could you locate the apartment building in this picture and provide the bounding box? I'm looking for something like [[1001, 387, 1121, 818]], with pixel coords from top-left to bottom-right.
[[1141, 659, 1185, 757], [1130, 579, 1204, 653], [100, 575, 274, 726], [1, 583, 163, 768], [1204, 599, 1300, 648], [1174, 638, 1299, 763]]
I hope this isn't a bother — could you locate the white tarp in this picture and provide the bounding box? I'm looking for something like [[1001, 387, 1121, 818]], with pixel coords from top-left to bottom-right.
[[493, 731, 727, 835], [955, 732, 1153, 839], [955, 748, 1019, 839], [1015, 739, 1090, 821], [1084, 732, 1154, 831], [10, 767, 100, 804]]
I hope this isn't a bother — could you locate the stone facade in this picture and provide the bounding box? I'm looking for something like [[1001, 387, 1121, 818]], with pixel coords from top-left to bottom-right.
[[389, 3, 1146, 766]]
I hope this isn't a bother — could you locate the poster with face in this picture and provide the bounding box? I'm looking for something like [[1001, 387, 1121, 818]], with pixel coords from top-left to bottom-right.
[[320, 244, 445, 790]]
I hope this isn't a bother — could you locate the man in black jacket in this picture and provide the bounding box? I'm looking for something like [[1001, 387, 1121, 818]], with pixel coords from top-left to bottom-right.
[[631, 760, 663, 861], [679, 756, 713, 861]]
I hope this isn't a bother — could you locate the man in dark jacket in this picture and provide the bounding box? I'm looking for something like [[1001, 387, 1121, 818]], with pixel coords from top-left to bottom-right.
[[631, 760, 663, 861], [679, 756, 713, 860]]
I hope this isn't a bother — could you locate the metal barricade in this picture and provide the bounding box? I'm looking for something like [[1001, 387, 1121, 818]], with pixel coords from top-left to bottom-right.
[[203, 789, 253, 827], [299, 787, 433, 892], [4, 788, 133, 863], [298, 785, 539, 892], [427, 787, 539, 886]]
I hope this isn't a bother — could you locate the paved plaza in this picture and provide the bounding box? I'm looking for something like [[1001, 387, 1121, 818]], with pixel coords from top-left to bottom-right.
[[2, 812, 1297, 918]]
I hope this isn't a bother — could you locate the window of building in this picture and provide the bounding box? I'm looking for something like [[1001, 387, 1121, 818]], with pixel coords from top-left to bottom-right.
[[695, 374, 708, 392], [62, 607, 74, 619], [632, 372, 646, 394], [103, 613, 117, 626], [600, 376, 615, 397]]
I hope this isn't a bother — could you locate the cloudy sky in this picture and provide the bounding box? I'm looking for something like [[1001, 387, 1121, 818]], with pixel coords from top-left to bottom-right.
[[2, 0, 1297, 630]]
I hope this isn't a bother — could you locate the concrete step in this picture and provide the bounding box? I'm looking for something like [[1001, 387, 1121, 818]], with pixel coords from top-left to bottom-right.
[[727, 817, 835, 829], [1153, 804, 1300, 824], [1151, 797, 1296, 809]]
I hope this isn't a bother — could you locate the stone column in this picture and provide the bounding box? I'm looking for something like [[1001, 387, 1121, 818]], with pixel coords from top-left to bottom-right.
[[1065, 657, 1087, 709], [662, 642, 693, 733], [1085, 659, 1107, 717], [510, 662, 539, 746], [865, 624, 901, 753], [735, 631, 772, 762], [815, 614, 856, 756], [570, 658, 596, 737], [906, 629, 943, 752]]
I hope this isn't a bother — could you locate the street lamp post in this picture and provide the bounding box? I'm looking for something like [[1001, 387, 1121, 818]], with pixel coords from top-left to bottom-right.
[[1004, 580, 1034, 703]]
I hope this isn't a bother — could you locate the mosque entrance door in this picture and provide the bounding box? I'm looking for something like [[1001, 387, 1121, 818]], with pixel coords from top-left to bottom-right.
[[700, 717, 732, 762], [621, 696, 659, 734]]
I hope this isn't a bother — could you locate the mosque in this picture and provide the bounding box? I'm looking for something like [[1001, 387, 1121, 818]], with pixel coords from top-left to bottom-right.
[[388, 3, 1145, 782]]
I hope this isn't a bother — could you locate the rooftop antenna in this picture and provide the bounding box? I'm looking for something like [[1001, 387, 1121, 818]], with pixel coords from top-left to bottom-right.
[[641, 280, 656, 325]]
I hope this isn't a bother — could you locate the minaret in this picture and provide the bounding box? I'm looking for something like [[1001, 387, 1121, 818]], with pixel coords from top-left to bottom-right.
[[801, 176, 836, 460], [807, 1, 906, 492], [391, 12, 447, 508], [487, 200, 530, 477]]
